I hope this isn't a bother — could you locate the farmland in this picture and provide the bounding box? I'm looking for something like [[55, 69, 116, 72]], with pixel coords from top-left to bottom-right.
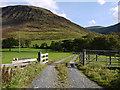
[[2, 48, 73, 64]]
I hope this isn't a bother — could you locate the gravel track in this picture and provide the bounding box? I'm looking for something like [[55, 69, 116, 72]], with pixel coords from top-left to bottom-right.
[[68, 56, 102, 88], [29, 54, 102, 88], [68, 67, 102, 88], [29, 65, 57, 88]]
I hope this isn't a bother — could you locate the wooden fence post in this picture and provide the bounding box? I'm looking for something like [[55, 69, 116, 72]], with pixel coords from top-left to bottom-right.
[[83, 49, 86, 66], [96, 55, 98, 61], [88, 55, 90, 61], [38, 52, 41, 62], [109, 56, 111, 65]]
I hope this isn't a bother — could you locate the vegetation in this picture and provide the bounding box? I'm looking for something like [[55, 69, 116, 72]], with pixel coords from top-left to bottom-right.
[[77, 63, 120, 89], [2, 37, 19, 51], [2, 63, 46, 88], [50, 33, 120, 52], [55, 64, 69, 88]]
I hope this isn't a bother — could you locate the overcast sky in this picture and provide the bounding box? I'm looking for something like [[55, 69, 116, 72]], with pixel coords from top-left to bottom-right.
[[1, 0, 119, 27]]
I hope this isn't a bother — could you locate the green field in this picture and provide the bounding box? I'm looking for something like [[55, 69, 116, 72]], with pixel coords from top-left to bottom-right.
[[2, 48, 73, 64]]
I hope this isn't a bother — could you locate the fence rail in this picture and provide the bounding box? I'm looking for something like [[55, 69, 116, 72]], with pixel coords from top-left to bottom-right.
[[1, 52, 48, 68], [79, 49, 120, 67]]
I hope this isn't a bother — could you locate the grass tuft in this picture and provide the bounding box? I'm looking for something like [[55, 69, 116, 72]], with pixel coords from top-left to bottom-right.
[[55, 64, 69, 88]]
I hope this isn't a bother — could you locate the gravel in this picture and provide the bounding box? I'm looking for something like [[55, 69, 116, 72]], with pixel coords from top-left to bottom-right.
[[29, 54, 102, 88], [68, 55, 102, 88], [29, 65, 58, 88], [68, 67, 102, 88]]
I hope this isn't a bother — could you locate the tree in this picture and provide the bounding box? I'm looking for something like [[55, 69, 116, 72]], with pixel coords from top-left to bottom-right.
[[25, 40, 31, 48], [62, 40, 73, 52], [40, 42, 48, 49], [34, 44, 39, 49], [54, 42, 63, 51], [40, 42, 48, 52], [73, 38, 88, 52], [20, 39, 25, 48], [2, 37, 19, 51], [50, 41, 55, 49]]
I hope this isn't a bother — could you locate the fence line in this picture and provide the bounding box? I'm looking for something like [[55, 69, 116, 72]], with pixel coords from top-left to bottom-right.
[[1, 52, 48, 68], [79, 49, 120, 66]]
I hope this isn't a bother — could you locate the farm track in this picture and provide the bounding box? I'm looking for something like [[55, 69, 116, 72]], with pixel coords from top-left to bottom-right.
[[30, 54, 102, 88], [29, 54, 75, 88], [29, 65, 57, 88], [68, 67, 102, 88]]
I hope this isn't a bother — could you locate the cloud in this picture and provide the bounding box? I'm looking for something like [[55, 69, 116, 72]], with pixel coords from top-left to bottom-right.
[[0, 0, 8, 7], [52, 11, 67, 18], [111, 5, 120, 21], [111, 6, 118, 19], [89, 20, 96, 25], [25, 0, 58, 10], [98, 0, 106, 5], [25, 0, 68, 19]]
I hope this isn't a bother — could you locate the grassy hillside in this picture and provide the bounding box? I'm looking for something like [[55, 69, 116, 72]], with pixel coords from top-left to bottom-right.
[[2, 5, 95, 40], [87, 23, 120, 34]]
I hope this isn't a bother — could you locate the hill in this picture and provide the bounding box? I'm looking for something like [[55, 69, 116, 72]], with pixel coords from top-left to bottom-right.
[[2, 5, 95, 40], [87, 23, 120, 34], [87, 26, 104, 30]]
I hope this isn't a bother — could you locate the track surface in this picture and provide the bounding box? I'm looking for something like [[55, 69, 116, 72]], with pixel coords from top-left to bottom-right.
[[30, 54, 101, 88]]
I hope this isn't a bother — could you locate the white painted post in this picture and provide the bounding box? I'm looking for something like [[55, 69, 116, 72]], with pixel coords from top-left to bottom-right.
[[13, 58, 15, 61], [16, 58, 18, 61]]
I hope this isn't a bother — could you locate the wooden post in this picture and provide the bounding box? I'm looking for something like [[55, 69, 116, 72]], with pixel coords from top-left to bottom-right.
[[96, 55, 98, 61], [79, 52, 81, 63], [83, 49, 86, 66], [38, 52, 41, 62], [110, 56, 112, 65], [88, 55, 90, 61]]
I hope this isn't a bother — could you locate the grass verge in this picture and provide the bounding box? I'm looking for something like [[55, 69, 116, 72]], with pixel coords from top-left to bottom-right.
[[77, 62, 120, 89], [55, 64, 69, 88], [2, 63, 46, 88]]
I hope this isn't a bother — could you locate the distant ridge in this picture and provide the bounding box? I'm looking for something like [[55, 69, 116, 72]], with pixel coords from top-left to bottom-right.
[[87, 23, 120, 34]]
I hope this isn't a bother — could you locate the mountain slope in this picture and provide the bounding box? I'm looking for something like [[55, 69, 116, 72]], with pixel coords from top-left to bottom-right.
[[87, 23, 120, 34], [2, 5, 95, 40], [87, 26, 104, 30]]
